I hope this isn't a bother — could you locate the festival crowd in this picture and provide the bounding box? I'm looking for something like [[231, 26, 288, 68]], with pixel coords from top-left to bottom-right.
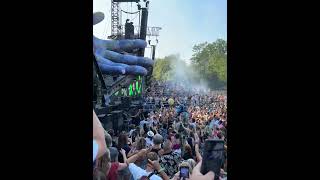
[[93, 81, 227, 180]]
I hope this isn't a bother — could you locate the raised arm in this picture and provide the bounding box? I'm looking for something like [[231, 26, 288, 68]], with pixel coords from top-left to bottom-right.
[[148, 159, 170, 180], [127, 146, 138, 158], [126, 149, 148, 164], [194, 132, 202, 162], [93, 110, 107, 160], [118, 148, 128, 171]]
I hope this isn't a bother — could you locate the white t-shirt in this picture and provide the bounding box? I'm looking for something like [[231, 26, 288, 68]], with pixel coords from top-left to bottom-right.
[[128, 163, 162, 180]]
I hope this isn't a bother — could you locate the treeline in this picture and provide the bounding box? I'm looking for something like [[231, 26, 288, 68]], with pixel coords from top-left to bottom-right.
[[152, 39, 227, 90]]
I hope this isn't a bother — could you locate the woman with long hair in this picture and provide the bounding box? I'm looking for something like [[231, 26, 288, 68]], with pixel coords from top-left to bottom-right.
[[127, 137, 148, 169], [117, 132, 131, 162], [117, 132, 131, 180]]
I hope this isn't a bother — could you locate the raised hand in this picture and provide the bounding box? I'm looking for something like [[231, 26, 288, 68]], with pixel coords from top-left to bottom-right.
[[120, 148, 126, 156], [147, 159, 161, 171], [93, 12, 153, 76], [190, 161, 215, 180]]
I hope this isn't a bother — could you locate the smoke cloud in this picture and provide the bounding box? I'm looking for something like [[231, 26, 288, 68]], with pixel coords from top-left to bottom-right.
[[168, 54, 210, 94]]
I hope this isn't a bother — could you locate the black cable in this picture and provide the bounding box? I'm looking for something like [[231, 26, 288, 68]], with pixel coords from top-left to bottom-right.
[[121, 9, 139, 14], [130, 13, 139, 21]]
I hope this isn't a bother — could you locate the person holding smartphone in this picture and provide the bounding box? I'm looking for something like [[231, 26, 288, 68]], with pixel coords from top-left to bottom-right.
[[171, 161, 215, 180], [172, 161, 192, 180]]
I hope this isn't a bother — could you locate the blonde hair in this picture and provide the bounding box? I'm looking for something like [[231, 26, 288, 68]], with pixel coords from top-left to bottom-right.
[[179, 161, 192, 174], [95, 148, 111, 173], [186, 159, 196, 171]]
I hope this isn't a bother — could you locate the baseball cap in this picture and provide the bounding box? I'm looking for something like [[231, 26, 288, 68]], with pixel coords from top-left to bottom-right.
[[147, 131, 154, 137]]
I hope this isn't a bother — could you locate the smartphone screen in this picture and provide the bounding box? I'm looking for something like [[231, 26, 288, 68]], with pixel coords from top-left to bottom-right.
[[180, 166, 189, 178], [201, 139, 225, 180]]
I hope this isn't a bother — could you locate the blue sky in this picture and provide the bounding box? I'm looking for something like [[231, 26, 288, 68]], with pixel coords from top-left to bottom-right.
[[93, 0, 227, 62]]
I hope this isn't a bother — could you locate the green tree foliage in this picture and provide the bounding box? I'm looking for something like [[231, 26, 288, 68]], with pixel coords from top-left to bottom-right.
[[152, 39, 227, 89], [191, 39, 227, 89], [152, 54, 178, 81]]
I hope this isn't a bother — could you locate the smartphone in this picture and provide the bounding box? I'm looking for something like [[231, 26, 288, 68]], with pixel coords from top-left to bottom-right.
[[201, 139, 225, 180], [180, 166, 189, 178]]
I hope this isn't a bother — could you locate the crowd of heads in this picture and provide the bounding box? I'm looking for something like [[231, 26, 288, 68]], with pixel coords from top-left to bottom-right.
[[93, 81, 227, 180]]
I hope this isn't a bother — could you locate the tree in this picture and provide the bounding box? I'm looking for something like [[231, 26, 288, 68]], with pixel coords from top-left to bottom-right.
[[153, 55, 177, 81], [152, 39, 227, 90], [191, 39, 227, 89]]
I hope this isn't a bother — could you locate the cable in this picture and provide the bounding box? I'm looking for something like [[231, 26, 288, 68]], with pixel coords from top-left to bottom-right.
[[103, 6, 111, 39], [130, 13, 139, 21], [101, 0, 110, 39], [121, 9, 139, 14]]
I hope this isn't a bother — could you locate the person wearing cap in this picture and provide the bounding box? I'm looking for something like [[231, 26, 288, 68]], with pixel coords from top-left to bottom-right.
[[145, 131, 154, 147]]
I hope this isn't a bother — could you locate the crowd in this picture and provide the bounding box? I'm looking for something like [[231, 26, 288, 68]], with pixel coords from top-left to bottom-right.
[[93, 9, 227, 180], [93, 81, 227, 180]]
